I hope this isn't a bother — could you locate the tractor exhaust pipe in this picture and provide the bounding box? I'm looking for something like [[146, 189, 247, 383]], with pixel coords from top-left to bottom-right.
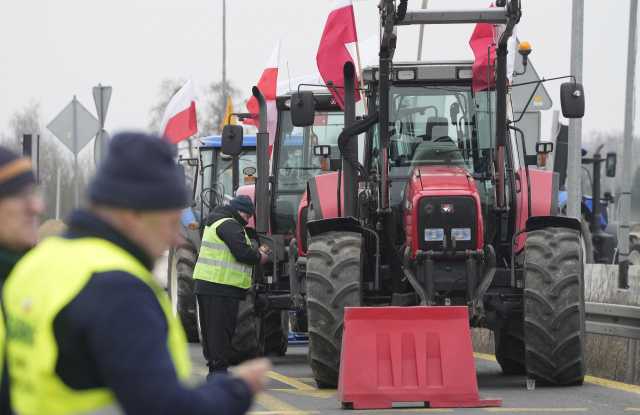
[[343, 62, 358, 218], [253, 86, 270, 235]]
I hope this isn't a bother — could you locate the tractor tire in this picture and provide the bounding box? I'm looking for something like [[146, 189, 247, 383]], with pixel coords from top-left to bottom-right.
[[306, 231, 362, 388], [494, 314, 526, 375], [523, 227, 586, 385], [580, 218, 594, 264], [262, 310, 289, 357], [229, 291, 261, 365], [629, 243, 640, 266], [175, 242, 200, 343]]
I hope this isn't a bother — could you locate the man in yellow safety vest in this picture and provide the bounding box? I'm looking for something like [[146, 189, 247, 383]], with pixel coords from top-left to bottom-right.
[[194, 195, 269, 378], [3, 133, 269, 415]]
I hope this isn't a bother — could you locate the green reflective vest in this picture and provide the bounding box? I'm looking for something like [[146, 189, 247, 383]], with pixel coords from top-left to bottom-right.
[[193, 218, 253, 289], [3, 237, 191, 415]]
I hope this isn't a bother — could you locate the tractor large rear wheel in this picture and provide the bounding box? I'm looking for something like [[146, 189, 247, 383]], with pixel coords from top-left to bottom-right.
[[524, 227, 586, 385], [262, 310, 289, 357], [175, 242, 200, 343], [306, 231, 362, 388], [494, 314, 526, 375], [229, 291, 262, 365]]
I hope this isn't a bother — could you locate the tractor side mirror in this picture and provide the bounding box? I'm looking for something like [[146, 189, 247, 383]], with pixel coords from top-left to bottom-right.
[[560, 82, 585, 119], [221, 125, 244, 157], [536, 141, 554, 168], [291, 91, 316, 127], [606, 152, 617, 177]]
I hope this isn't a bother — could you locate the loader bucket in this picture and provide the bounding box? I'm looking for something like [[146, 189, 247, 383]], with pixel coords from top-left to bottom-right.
[[338, 306, 502, 410]]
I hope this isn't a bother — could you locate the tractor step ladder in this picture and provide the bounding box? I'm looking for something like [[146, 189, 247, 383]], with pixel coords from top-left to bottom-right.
[[338, 306, 502, 410]]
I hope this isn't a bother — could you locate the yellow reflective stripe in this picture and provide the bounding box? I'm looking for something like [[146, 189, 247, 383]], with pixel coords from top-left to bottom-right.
[[197, 257, 251, 273], [200, 240, 226, 250]]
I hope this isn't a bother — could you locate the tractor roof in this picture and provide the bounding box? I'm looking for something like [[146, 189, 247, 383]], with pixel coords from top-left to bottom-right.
[[199, 135, 257, 149], [363, 61, 474, 84]]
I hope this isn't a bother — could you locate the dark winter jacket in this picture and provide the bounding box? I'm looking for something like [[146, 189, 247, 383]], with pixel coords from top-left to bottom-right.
[[0, 247, 23, 415], [194, 205, 261, 299], [49, 209, 254, 415]]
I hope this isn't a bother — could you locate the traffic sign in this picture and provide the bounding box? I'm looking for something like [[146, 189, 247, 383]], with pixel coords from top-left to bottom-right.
[[47, 97, 99, 155], [93, 84, 112, 128], [512, 58, 553, 113], [94, 129, 110, 166]]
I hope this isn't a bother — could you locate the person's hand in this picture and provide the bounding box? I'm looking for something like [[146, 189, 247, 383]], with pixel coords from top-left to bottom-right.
[[231, 358, 271, 394]]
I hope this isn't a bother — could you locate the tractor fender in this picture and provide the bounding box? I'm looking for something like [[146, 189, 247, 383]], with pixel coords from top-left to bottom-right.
[[297, 172, 343, 256], [525, 215, 582, 233]]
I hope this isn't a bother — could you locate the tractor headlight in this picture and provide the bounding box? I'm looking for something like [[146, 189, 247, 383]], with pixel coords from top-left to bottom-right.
[[451, 228, 472, 241], [425, 228, 445, 242]]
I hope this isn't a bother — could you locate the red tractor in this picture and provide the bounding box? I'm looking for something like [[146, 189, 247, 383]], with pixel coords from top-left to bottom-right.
[[291, 0, 587, 388]]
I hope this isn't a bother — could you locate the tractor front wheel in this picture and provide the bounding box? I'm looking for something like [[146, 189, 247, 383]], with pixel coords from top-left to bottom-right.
[[523, 227, 586, 385], [306, 231, 362, 388]]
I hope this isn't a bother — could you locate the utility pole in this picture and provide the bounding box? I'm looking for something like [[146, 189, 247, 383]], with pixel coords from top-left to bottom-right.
[[417, 0, 429, 60], [567, 0, 584, 219], [619, 0, 638, 290]]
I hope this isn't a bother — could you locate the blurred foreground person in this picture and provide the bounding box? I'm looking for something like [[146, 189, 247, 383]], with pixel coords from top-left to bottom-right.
[[3, 133, 269, 415], [0, 148, 44, 414]]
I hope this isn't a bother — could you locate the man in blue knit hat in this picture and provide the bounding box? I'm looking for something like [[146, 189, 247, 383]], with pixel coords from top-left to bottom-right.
[[3, 132, 269, 415], [194, 194, 269, 378]]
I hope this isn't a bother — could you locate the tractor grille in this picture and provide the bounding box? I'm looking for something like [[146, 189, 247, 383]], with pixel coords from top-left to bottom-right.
[[417, 196, 477, 252]]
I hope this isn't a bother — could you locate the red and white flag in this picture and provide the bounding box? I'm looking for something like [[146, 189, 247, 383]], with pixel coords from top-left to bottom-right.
[[160, 80, 198, 144], [469, 5, 518, 92], [316, 0, 361, 109], [245, 42, 280, 127]]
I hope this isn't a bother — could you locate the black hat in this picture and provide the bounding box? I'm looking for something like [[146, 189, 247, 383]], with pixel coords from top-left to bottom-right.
[[89, 132, 189, 210], [0, 147, 35, 197], [229, 195, 255, 216]]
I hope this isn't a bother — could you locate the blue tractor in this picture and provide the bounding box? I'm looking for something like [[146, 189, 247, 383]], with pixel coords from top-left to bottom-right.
[[173, 135, 257, 342], [554, 125, 618, 263]]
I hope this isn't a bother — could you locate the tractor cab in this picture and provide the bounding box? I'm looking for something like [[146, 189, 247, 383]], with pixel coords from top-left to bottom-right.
[[271, 93, 345, 237], [193, 134, 257, 224]]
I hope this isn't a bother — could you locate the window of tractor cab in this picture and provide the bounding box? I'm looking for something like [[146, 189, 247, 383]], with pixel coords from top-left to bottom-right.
[[214, 149, 257, 200], [276, 110, 345, 193], [385, 85, 485, 173], [272, 109, 345, 235]]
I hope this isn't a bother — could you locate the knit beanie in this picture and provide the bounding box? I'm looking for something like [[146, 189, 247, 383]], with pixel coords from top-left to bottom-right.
[[229, 195, 255, 216], [0, 147, 35, 197], [89, 132, 188, 210]]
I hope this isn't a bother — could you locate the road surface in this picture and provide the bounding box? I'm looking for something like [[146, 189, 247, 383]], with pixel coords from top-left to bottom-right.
[[188, 344, 640, 414]]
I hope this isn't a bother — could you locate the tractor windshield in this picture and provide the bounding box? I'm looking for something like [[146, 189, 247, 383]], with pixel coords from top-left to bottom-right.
[[385, 85, 496, 175], [214, 149, 257, 199], [273, 109, 344, 235], [276, 110, 344, 191]]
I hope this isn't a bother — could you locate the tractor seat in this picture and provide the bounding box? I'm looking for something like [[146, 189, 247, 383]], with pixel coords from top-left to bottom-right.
[[425, 116, 450, 141]]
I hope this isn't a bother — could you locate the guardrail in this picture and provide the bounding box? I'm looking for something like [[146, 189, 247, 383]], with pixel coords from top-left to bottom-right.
[[585, 302, 640, 340]]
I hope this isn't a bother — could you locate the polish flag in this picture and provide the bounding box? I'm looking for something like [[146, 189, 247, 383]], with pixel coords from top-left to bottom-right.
[[160, 80, 198, 144], [245, 42, 280, 128], [316, 0, 361, 110], [469, 5, 518, 92]]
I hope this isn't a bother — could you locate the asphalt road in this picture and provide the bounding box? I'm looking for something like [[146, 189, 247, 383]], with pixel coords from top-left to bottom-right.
[[188, 344, 640, 415]]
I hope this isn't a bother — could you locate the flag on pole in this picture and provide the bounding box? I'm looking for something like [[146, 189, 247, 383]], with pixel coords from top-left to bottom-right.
[[159, 80, 198, 144], [245, 42, 280, 127], [220, 95, 236, 131], [316, 0, 361, 109], [469, 4, 518, 92]]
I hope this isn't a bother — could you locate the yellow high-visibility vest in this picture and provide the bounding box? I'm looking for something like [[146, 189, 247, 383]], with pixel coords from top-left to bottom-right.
[[3, 236, 191, 415], [193, 218, 253, 289]]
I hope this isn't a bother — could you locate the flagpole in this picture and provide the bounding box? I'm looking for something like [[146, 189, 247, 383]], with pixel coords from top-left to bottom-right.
[[222, 0, 227, 127], [417, 0, 429, 60], [353, 5, 367, 110]]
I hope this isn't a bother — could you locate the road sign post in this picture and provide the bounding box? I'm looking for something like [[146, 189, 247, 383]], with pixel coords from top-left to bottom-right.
[[47, 97, 100, 208]]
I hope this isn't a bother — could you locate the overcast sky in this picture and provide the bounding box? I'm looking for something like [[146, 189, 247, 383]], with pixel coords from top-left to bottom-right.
[[0, 0, 637, 141]]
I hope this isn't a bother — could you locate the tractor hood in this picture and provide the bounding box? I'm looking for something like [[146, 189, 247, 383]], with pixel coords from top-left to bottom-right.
[[414, 165, 475, 192]]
